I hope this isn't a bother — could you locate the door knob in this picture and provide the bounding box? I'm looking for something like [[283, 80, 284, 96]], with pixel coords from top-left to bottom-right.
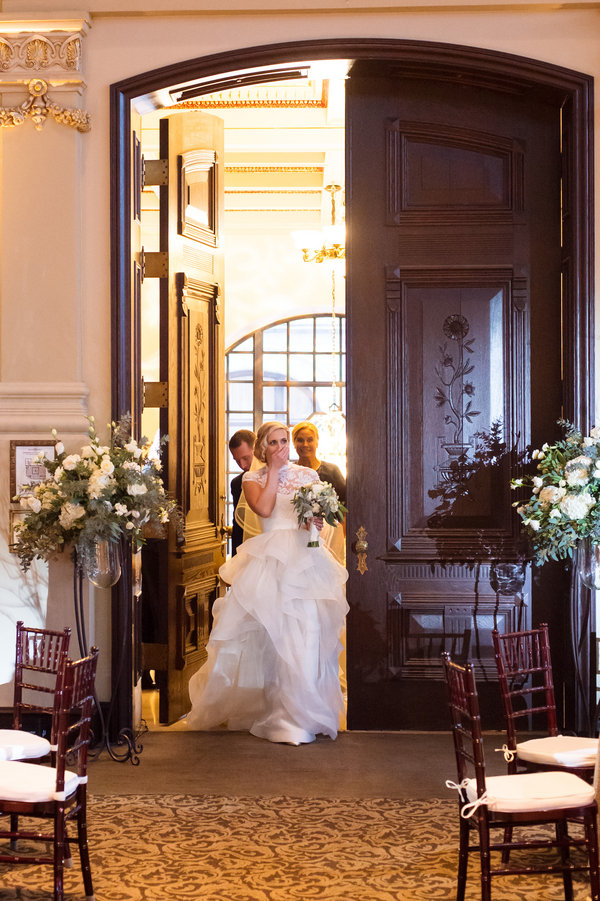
[[353, 525, 368, 575]]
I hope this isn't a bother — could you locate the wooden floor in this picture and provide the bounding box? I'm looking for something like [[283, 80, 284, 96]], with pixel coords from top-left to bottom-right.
[[88, 696, 508, 799]]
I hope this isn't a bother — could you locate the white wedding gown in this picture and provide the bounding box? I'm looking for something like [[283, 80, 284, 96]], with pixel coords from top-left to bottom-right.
[[186, 463, 349, 745]]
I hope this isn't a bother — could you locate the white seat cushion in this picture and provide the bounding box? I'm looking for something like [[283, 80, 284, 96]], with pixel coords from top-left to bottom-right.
[[0, 760, 79, 803], [517, 735, 598, 768], [465, 770, 595, 813], [0, 729, 51, 761]]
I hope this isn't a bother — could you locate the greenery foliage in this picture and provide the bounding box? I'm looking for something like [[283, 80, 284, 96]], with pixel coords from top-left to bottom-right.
[[511, 420, 600, 564], [13, 416, 179, 571]]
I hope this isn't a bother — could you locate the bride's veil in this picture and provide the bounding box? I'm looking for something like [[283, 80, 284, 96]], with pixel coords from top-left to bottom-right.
[[234, 456, 264, 540]]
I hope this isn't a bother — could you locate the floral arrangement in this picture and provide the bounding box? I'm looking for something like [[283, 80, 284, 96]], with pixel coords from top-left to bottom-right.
[[511, 421, 600, 564], [13, 416, 178, 572], [291, 481, 347, 547]]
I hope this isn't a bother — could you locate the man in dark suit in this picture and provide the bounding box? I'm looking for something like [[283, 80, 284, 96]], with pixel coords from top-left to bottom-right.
[[229, 429, 256, 555]]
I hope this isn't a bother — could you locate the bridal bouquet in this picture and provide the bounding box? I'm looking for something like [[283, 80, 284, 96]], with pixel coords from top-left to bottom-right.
[[291, 481, 347, 547], [13, 415, 179, 572], [511, 420, 600, 564]]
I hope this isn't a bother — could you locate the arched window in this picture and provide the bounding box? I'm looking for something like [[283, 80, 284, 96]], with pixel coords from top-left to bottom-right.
[[225, 313, 346, 527]]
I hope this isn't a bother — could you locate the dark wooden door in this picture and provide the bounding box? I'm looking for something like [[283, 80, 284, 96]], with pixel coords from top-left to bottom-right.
[[141, 111, 226, 724], [345, 61, 565, 729]]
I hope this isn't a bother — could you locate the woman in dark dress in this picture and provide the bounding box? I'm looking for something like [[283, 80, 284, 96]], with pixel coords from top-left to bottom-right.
[[291, 421, 346, 563]]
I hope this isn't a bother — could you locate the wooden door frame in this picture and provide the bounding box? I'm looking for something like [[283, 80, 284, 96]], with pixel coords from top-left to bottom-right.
[[110, 38, 594, 737]]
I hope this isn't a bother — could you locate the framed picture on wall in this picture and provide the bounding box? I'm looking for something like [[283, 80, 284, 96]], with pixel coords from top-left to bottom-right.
[[8, 508, 27, 552], [9, 440, 55, 500]]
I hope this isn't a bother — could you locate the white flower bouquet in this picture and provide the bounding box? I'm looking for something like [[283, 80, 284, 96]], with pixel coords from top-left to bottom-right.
[[291, 481, 347, 547], [511, 420, 600, 564], [13, 415, 179, 571]]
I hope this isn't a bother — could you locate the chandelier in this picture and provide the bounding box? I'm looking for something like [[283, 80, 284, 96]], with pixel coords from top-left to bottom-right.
[[293, 184, 347, 473], [292, 184, 345, 263]]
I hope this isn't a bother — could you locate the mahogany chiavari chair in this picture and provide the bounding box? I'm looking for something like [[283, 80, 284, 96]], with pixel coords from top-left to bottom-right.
[[442, 651, 600, 901], [492, 623, 597, 782], [0, 648, 99, 901]]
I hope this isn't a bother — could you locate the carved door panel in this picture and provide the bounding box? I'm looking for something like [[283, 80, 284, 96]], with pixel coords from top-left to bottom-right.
[[142, 111, 225, 724], [345, 63, 565, 729]]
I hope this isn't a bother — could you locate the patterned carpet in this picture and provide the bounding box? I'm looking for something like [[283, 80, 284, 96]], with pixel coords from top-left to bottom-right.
[[0, 794, 593, 900]]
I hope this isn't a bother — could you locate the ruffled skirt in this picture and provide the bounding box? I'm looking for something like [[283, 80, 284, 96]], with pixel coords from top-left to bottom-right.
[[186, 527, 349, 745]]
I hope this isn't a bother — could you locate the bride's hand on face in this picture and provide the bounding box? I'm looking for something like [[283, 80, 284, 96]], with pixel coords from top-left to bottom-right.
[[265, 430, 289, 472]]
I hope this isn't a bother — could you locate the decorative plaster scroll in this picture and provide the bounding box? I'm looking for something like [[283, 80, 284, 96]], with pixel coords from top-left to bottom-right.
[[0, 33, 82, 72], [0, 79, 90, 132]]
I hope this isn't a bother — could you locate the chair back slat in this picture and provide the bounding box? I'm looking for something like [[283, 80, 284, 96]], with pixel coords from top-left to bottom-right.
[[492, 622, 558, 744], [54, 648, 99, 791], [442, 651, 487, 798], [13, 621, 71, 734]]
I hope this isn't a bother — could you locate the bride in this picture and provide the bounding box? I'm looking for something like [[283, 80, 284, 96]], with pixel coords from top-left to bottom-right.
[[186, 420, 349, 745]]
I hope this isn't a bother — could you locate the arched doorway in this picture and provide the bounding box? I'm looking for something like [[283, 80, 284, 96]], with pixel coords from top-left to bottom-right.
[[111, 39, 594, 738]]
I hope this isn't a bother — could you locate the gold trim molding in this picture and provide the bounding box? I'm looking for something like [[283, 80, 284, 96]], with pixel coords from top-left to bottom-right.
[[0, 79, 90, 132], [225, 166, 323, 173], [171, 99, 325, 109], [0, 33, 82, 72]]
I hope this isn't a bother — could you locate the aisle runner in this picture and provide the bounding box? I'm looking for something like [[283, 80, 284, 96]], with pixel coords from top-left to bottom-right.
[[0, 795, 591, 900]]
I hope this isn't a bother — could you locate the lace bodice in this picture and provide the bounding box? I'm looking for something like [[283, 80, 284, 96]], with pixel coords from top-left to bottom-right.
[[243, 463, 320, 532]]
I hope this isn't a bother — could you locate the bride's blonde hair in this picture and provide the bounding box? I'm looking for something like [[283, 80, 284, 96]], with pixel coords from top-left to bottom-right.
[[254, 421, 289, 463]]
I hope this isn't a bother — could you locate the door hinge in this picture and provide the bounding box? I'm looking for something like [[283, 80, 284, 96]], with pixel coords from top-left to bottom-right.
[[143, 158, 168, 187], [144, 251, 169, 278], [143, 379, 168, 409]]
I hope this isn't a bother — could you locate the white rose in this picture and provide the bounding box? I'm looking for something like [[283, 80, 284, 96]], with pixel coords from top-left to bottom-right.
[[58, 502, 86, 529], [559, 491, 595, 520], [62, 454, 81, 471], [565, 455, 593, 487], [88, 470, 113, 499], [27, 496, 42, 513], [538, 486, 567, 508], [100, 456, 115, 475], [125, 441, 143, 459], [126, 521, 135, 530], [127, 482, 148, 496], [55, 441, 64, 455], [532, 476, 544, 488], [80, 445, 98, 458], [529, 520, 541, 531]]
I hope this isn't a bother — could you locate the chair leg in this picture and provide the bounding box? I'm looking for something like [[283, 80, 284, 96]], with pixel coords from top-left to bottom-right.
[[556, 819, 573, 901], [585, 810, 600, 901], [9, 812, 18, 850], [76, 792, 95, 900], [457, 815, 469, 901], [478, 817, 492, 901], [54, 805, 66, 901], [501, 824, 513, 864]]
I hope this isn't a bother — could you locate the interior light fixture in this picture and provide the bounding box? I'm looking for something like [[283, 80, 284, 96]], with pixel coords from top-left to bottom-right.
[[292, 184, 345, 263]]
